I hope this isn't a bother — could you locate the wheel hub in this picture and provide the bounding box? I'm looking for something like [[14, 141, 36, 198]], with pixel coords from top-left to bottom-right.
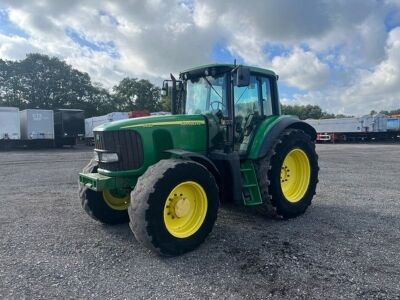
[[163, 181, 208, 238], [174, 197, 191, 218], [280, 148, 311, 203], [280, 165, 291, 183]]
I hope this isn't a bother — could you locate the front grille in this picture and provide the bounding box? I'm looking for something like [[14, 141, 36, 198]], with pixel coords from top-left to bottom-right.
[[94, 130, 144, 171]]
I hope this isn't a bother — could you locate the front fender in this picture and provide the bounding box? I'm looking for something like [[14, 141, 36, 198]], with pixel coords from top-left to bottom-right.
[[164, 149, 221, 184], [248, 116, 316, 159]]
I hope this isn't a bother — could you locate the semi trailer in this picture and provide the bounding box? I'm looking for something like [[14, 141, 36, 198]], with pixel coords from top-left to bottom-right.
[[0, 107, 84, 149], [306, 114, 400, 143], [54, 109, 85, 147], [85, 112, 129, 145]]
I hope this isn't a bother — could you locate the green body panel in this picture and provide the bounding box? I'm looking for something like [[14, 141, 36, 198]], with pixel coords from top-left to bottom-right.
[[240, 160, 262, 205], [79, 172, 136, 192], [247, 115, 294, 160], [94, 114, 207, 179]]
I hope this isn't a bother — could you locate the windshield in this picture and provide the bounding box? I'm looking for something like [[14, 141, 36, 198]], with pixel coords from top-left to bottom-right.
[[185, 74, 228, 115]]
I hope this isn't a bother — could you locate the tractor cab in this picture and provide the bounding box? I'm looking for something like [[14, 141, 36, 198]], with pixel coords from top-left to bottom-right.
[[162, 64, 280, 154]]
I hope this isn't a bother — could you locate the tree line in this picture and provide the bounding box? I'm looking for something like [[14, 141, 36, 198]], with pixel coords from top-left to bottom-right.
[[0, 54, 397, 119], [0, 53, 168, 117]]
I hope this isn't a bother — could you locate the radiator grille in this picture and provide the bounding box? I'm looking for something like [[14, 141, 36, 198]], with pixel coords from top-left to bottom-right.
[[94, 130, 144, 171]]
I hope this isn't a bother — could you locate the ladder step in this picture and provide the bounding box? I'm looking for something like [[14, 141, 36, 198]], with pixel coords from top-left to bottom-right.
[[240, 160, 263, 206]]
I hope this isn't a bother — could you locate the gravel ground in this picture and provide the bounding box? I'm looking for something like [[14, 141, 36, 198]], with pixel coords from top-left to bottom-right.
[[1, 144, 400, 299]]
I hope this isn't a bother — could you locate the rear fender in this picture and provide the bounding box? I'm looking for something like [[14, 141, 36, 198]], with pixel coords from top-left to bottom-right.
[[248, 116, 316, 159]]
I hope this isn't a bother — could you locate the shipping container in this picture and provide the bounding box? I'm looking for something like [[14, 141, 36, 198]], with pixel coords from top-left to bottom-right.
[[360, 114, 387, 132], [0, 107, 20, 140], [54, 109, 85, 146], [305, 118, 363, 133], [387, 118, 400, 131], [85, 112, 129, 139], [20, 109, 54, 140]]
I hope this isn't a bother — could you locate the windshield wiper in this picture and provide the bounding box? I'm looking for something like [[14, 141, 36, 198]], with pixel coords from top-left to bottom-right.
[[235, 87, 248, 103], [203, 76, 222, 100]]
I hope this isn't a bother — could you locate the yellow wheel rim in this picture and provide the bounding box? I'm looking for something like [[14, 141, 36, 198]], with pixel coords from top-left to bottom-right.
[[280, 148, 311, 203], [102, 190, 130, 210], [163, 181, 208, 238]]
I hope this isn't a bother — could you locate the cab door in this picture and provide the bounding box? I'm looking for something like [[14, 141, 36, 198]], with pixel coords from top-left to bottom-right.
[[234, 75, 273, 153]]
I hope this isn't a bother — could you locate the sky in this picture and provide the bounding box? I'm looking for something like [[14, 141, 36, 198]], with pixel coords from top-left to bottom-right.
[[0, 0, 399, 116]]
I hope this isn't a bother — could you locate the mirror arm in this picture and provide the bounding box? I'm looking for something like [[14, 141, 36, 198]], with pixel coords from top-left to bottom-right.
[[170, 74, 178, 115]]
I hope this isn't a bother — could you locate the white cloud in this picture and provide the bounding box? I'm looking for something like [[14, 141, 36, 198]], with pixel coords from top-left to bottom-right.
[[0, 34, 40, 60], [272, 48, 330, 90], [0, 0, 399, 114], [280, 27, 400, 115]]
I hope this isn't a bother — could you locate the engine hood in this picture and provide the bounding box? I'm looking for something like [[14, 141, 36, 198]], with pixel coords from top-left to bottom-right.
[[94, 114, 206, 132]]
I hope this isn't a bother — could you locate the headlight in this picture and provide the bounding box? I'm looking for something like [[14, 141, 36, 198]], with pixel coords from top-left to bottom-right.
[[100, 152, 119, 163]]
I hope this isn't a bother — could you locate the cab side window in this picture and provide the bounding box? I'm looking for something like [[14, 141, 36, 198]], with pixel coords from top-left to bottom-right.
[[261, 77, 273, 116], [234, 76, 260, 122]]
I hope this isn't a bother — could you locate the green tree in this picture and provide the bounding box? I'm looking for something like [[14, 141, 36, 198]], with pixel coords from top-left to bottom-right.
[[159, 95, 171, 112], [335, 114, 354, 118], [112, 78, 160, 112], [281, 104, 324, 119], [0, 54, 113, 117]]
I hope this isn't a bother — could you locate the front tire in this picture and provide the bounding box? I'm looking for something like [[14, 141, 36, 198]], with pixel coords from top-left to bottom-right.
[[129, 159, 219, 256], [79, 160, 130, 224], [255, 129, 319, 219]]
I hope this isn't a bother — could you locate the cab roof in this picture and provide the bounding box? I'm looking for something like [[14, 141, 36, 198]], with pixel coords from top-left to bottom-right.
[[180, 63, 277, 78]]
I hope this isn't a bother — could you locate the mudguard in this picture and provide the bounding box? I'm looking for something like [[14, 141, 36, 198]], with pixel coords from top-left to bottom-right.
[[164, 149, 221, 185], [248, 116, 316, 160]]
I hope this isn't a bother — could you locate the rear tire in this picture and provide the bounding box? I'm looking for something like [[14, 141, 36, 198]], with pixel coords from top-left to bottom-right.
[[129, 159, 219, 256], [79, 159, 129, 224], [255, 129, 319, 219]]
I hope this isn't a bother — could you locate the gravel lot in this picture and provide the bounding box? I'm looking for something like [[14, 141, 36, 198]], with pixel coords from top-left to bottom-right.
[[1, 144, 400, 299]]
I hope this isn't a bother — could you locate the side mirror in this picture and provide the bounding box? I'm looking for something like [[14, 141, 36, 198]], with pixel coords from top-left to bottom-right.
[[161, 81, 168, 96], [235, 66, 250, 87]]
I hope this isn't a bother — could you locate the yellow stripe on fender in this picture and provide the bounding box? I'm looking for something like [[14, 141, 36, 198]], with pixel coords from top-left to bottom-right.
[[121, 120, 206, 129]]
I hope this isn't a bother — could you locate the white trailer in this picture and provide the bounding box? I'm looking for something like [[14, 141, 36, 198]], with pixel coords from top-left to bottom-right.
[[20, 109, 55, 140], [85, 112, 129, 144], [305, 114, 398, 143], [0, 107, 20, 140], [305, 118, 363, 133]]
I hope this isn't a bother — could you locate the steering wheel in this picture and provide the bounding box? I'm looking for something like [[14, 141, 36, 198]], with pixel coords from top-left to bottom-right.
[[210, 101, 225, 111]]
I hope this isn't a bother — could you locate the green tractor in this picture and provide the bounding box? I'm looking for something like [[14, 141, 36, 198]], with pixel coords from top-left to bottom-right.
[[79, 64, 319, 256]]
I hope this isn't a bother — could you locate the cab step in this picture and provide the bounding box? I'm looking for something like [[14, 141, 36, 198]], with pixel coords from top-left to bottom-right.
[[240, 160, 263, 206]]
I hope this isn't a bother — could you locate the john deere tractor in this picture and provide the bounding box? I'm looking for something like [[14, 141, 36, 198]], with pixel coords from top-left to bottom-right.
[[79, 64, 318, 256]]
